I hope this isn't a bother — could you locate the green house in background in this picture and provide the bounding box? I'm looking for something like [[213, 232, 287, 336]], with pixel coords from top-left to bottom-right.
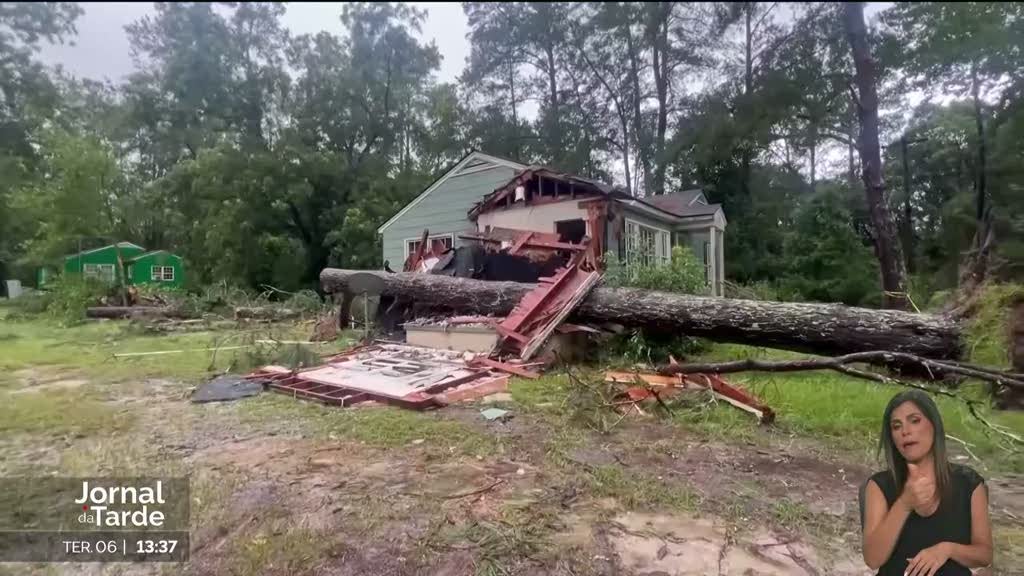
[[125, 250, 184, 288], [59, 242, 185, 289]]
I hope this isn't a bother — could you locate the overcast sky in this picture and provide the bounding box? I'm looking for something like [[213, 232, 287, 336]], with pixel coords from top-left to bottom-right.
[[35, 2, 914, 182], [37, 2, 470, 84]]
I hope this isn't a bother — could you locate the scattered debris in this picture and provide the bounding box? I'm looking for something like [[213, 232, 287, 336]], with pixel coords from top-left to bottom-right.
[[480, 408, 512, 422], [604, 370, 775, 424], [467, 356, 541, 379], [191, 375, 268, 403], [249, 343, 509, 410]]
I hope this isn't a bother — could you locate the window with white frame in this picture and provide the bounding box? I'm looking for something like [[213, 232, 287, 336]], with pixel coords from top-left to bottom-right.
[[625, 219, 671, 266], [83, 263, 116, 282], [151, 266, 175, 282], [405, 234, 454, 259]]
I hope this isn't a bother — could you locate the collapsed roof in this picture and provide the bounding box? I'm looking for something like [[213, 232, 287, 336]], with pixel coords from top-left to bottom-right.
[[468, 165, 722, 221]]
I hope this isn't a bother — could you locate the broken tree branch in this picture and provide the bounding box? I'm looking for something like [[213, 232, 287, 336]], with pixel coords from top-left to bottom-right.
[[658, 354, 1023, 448], [656, 350, 1024, 392]]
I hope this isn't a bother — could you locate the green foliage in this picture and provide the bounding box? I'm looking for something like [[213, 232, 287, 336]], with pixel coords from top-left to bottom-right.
[[603, 330, 708, 367], [603, 245, 708, 294], [9, 276, 108, 325], [964, 283, 1024, 367], [3, 1, 1024, 306], [779, 188, 881, 306]]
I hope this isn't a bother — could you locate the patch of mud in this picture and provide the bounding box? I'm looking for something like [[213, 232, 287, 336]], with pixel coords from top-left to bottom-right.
[[622, 436, 868, 529], [187, 435, 548, 574], [601, 511, 870, 576]]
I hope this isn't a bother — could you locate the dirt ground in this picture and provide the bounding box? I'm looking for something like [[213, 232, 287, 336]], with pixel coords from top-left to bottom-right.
[[2, 366, 1022, 576]]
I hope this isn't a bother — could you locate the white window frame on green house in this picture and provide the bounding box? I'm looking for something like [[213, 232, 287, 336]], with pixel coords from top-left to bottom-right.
[[624, 219, 671, 266], [151, 265, 174, 282], [83, 263, 116, 282], [403, 233, 455, 260]]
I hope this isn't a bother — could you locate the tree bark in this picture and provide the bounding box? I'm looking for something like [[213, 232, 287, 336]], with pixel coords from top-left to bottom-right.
[[320, 268, 963, 359], [741, 4, 753, 202], [971, 63, 987, 226], [843, 2, 909, 310], [650, 2, 671, 195], [508, 54, 519, 161], [624, 19, 652, 195], [901, 135, 915, 274]]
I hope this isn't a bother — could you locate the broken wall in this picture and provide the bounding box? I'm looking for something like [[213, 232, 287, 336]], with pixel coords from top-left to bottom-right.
[[476, 199, 590, 237]]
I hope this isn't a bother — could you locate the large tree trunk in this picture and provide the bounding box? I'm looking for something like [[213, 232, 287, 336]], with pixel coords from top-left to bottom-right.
[[844, 2, 909, 311], [649, 2, 671, 195], [900, 135, 915, 274], [321, 269, 962, 359], [624, 20, 652, 195]]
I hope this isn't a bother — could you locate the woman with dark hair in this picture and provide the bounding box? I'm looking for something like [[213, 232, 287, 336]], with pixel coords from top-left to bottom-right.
[[862, 390, 993, 576]]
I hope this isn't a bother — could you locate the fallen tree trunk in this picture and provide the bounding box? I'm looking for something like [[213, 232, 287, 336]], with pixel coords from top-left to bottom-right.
[[86, 306, 191, 319], [233, 307, 302, 320], [320, 269, 962, 359]]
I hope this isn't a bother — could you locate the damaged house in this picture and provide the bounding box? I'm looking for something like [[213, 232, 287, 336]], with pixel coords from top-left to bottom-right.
[[376, 151, 727, 296]]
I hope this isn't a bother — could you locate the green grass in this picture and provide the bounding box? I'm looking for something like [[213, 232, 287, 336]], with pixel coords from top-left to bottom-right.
[[238, 394, 501, 456], [509, 341, 1024, 474], [771, 498, 811, 529], [687, 343, 1024, 472], [230, 524, 339, 576], [435, 504, 559, 576], [0, 315, 352, 382], [0, 390, 133, 437], [583, 464, 697, 511]]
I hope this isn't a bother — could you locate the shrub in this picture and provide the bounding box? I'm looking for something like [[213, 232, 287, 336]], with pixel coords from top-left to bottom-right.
[[603, 245, 708, 294], [15, 277, 109, 325], [599, 246, 710, 364]]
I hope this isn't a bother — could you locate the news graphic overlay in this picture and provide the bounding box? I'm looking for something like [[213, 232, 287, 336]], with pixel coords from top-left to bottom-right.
[[0, 477, 189, 562]]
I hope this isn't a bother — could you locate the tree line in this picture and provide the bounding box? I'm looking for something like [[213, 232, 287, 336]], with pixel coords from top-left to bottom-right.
[[1, 2, 1021, 308]]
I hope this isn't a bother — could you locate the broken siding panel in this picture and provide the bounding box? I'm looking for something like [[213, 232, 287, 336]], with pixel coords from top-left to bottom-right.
[[381, 165, 519, 268]]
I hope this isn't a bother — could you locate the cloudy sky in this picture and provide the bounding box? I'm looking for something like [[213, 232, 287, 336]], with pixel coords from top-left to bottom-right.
[[37, 2, 471, 84]]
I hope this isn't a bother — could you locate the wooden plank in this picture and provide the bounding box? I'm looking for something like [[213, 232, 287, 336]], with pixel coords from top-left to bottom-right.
[[604, 371, 681, 387], [509, 232, 533, 256], [470, 357, 541, 379], [518, 269, 602, 360]]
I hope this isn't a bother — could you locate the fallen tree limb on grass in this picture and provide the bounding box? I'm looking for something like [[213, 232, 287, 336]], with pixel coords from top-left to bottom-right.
[[657, 353, 1024, 447], [320, 268, 962, 359], [233, 306, 303, 320], [657, 351, 1024, 392], [86, 306, 192, 319]]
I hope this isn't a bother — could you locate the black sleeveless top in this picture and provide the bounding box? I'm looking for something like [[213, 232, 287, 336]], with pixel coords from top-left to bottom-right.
[[868, 463, 985, 576]]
